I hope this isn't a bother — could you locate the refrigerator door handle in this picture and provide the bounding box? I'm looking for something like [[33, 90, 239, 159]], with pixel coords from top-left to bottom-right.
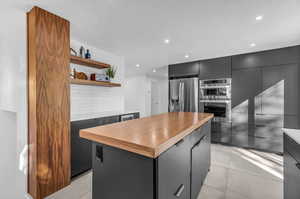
[[179, 81, 185, 111], [178, 82, 181, 111]]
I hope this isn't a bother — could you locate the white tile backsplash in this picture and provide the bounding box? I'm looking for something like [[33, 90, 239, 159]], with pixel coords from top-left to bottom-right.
[[70, 39, 125, 121], [71, 84, 125, 121]]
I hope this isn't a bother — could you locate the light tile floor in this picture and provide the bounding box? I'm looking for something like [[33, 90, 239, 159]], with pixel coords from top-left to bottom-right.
[[198, 144, 283, 199], [46, 144, 283, 199]]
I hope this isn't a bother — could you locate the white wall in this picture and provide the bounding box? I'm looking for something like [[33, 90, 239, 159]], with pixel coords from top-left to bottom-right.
[[149, 66, 169, 115], [124, 75, 151, 118], [70, 40, 125, 121], [150, 77, 169, 115], [0, 3, 126, 199], [0, 4, 26, 112], [0, 110, 25, 199], [124, 66, 169, 118], [0, 3, 28, 199]]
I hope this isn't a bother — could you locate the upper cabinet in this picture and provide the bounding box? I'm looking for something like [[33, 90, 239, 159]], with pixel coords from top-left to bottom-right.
[[232, 68, 262, 114], [261, 64, 299, 116], [169, 61, 199, 78], [199, 57, 231, 80], [232, 46, 300, 70]]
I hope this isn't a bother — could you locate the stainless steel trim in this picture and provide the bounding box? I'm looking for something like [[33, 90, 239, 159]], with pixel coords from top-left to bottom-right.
[[199, 99, 231, 103], [120, 114, 135, 121]]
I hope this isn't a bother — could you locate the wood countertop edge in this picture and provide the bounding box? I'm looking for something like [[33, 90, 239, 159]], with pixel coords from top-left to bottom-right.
[[154, 114, 213, 157], [80, 113, 214, 158], [80, 130, 156, 158]]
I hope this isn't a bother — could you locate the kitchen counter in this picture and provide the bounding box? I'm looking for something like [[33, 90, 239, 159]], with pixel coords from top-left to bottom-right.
[[80, 112, 213, 158], [283, 128, 300, 145], [81, 112, 213, 199]]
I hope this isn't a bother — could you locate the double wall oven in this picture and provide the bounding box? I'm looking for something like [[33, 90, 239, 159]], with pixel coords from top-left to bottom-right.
[[199, 78, 231, 122]]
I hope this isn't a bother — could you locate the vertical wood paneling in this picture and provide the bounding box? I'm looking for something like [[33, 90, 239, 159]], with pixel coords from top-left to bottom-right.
[[27, 7, 70, 199]]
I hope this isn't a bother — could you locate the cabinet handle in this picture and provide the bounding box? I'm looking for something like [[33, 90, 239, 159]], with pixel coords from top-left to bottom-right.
[[174, 184, 185, 198], [195, 135, 208, 147], [96, 145, 103, 163], [195, 140, 201, 147], [296, 163, 300, 170], [175, 139, 184, 147]]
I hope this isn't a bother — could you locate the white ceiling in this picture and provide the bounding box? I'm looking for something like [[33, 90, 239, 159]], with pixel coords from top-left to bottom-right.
[[11, 0, 300, 76]]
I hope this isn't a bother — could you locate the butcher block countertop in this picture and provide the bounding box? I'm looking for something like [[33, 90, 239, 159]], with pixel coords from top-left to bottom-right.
[[80, 112, 214, 158]]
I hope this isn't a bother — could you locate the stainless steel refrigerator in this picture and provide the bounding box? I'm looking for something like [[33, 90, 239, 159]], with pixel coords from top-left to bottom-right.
[[169, 77, 199, 112]]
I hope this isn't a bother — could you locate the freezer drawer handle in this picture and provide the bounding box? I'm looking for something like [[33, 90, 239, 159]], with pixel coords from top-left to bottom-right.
[[96, 145, 103, 163], [174, 184, 185, 198], [296, 163, 300, 170]]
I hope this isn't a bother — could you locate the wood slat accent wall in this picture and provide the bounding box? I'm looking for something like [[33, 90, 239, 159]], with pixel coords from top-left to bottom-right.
[[27, 7, 71, 199]]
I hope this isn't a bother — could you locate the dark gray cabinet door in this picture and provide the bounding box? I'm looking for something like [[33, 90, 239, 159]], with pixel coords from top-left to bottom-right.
[[93, 143, 154, 199], [157, 138, 190, 199], [191, 139, 204, 199], [261, 64, 299, 116], [96, 115, 120, 126], [199, 57, 231, 80], [284, 151, 300, 199], [232, 46, 300, 70], [191, 124, 211, 199], [211, 122, 232, 144], [71, 115, 120, 178], [232, 68, 262, 125], [169, 62, 199, 78], [71, 119, 98, 178]]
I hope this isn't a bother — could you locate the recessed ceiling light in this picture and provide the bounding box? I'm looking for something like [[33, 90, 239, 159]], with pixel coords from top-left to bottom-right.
[[164, 39, 170, 44], [136, 64, 140, 68], [153, 69, 156, 73], [256, 15, 263, 21], [250, 43, 256, 47], [184, 54, 190, 58]]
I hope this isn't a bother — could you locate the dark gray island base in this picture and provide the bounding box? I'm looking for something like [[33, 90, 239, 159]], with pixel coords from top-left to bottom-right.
[[92, 121, 211, 199], [80, 112, 213, 199]]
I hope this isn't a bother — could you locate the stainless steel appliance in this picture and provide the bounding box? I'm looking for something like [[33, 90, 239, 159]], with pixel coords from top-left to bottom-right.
[[169, 77, 199, 112], [199, 78, 231, 100], [199, 78, 232, 122], [120, 113, 135, 121]]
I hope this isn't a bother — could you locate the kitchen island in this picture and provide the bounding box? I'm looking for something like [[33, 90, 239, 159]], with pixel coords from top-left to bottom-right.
[[80, 112, 214, 199]]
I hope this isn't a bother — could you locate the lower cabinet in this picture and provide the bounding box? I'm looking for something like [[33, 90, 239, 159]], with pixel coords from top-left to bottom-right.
[[92, 121, 211, 199], [284, 152, 300, 199], [191, 133, 210, 199], [71, 113, 139, 178], [158, 122, 211, 199], [284, 134, 300, 199], [157, 138, 190, 199]]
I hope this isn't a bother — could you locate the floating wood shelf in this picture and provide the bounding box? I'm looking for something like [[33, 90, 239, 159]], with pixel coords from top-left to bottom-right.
[[70, 78, 121, 87], [70, 55, 110, 69]]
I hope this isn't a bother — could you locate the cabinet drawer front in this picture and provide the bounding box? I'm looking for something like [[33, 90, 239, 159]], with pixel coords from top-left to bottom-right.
[[157, 138, 190, 199], [284, 134, 300, 163], [191, 134, 210, 199]]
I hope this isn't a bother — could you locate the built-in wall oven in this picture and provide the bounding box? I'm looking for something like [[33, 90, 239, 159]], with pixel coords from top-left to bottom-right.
[[199, 78, 232, 122]]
